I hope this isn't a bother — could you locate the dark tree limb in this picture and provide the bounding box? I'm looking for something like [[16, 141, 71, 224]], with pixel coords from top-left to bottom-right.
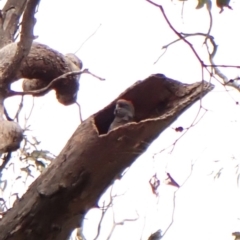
[[0, 0, 27, 48], [0, 152, 12, 172], [0, 74, 214, 240], [0, 41, 80, 84], [0, 39, 85, 154], [1, 0, 40, 85], [0, 0, 39, 156], [0, 41, 86, 106], [7, 69, 105, 98]]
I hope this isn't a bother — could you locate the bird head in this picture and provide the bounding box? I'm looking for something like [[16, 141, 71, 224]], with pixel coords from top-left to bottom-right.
[[114, 99, 135, 119]]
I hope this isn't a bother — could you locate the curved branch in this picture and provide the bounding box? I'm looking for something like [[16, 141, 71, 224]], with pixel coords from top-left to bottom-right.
[[0, 0, 26, 47], [146, 0, 206, 68], [7, 69, 105, 98], [147, 0, 240, 91], [1, 0, 40, 85]]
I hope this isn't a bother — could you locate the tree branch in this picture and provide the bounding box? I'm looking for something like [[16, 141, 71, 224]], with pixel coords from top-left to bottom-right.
[[0, 74, 214, 240], [1, 0, 40, 85], [7, 69, 105, 98], [0, 0, 27, 48]]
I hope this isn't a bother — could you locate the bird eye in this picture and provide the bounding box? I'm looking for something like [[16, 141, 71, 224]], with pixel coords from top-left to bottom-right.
[[118, 103, 124, 107]]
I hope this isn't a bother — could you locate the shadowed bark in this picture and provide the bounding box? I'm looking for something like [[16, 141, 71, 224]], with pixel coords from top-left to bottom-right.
[[0, 0, 86, 159], [0, 0, 82, 154], [2, 41, 82, 105], [0, 74, 214, 240], [0, 0, 27, 48], [0, 42, 81, 85], [0, 0, 40, 157], [0, 40, 82, 152], [0, 1, 214, 240], [1, 0, 39, 85]]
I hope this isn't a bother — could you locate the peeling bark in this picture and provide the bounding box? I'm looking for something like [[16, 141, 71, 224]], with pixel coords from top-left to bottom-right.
[[0, 74, 214, 240]]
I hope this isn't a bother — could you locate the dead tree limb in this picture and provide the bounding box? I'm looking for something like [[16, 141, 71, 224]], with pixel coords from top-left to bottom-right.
[[0, 0, 27, 48], [0, 74, 214, 240], [1, 0, 40, 85], [0, 0, 40, 155]]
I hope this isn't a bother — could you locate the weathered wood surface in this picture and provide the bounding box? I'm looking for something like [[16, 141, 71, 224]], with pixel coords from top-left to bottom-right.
[[0, 74, 214, 240]]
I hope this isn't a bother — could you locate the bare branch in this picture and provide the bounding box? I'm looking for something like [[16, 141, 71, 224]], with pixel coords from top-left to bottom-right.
[[146, 1, 206, 69], [14, 96, 24, 122], [7, 68, 105, 98], [0, 0, 27, 47], [0, 152, 12, 172], [75, 24, 102, 54], [147, 1, 240, 91], [161, 160, 196, 239], [76, 102, 83, 123], [0, 75, 213, 240], [1, 0, 40, 85]]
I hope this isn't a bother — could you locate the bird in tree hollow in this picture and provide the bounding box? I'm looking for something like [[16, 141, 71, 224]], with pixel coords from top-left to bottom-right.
[[108, 99, 135, 132]]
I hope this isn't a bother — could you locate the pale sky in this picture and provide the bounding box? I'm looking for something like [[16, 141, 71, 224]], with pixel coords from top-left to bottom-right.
[[1, 0, 240, 240]]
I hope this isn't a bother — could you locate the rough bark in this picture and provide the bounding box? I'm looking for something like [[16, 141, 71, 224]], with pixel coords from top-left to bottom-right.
[[0, 120, 23, 153], [0, 0, 39, 85], [0, 74, 214, 240], [0, 0, 40, 155], [0, 0, 27, 48], [1, 41, 82, 105], [0, 0, 83, 155], [0, 40, 81, 153]]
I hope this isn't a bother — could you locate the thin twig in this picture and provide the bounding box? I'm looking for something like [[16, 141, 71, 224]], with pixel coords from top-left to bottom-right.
[[76, 102, 83, 123], [75, 24, 102, 54], [7, 69, 105, 98], [147, 1, 240, 91], [203, 1, 213, 44], [14, 95, 24, 122], [161, 160, 196, 239], [25, 97, 35, 122], [0, 152, 12, 172], [92, 201, 110, 240], [146, 0, 207, 69], [3, 107, 13, 121]]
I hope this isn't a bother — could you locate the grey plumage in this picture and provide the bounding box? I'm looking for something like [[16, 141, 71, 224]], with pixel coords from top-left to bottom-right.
[[108, 99, 135, 131]]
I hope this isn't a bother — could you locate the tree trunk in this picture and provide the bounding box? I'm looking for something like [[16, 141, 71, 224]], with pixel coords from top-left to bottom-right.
[[0, 74, 214, 240]]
